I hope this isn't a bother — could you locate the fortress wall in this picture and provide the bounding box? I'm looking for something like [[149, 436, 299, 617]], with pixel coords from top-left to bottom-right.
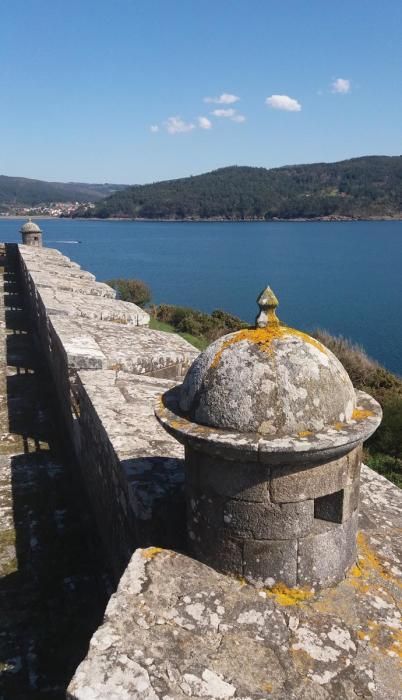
[[8, 244, 402, 698], [15, 243, 197, 578]]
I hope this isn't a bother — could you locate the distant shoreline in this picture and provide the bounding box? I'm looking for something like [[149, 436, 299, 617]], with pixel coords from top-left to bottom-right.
[[2, 215, 402, 223]]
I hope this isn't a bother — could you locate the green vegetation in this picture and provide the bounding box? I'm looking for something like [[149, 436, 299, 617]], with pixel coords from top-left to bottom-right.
[[0, 175, 126, 208], [150, 304, 247, 342], [81, 156, 402, 220], [313, 330, 402, 488], [149, 316, 208, 351], [106, 278, 151, 307]]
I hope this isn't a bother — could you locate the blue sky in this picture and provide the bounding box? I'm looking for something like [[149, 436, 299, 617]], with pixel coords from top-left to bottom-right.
[[1, 0, 401, 183]]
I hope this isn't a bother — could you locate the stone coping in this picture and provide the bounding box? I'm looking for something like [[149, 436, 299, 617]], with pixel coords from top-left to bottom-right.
[[28, 267, 116, 298], [50, 316, 198, 375], [156, 387, 382, 464], [67, 465, 402, 699], [38, 285, 150, 326], [19, 244, 82, 267]]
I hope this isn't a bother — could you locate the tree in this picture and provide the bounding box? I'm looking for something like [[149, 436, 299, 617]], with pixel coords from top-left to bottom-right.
[[106, 278, 151, 307]]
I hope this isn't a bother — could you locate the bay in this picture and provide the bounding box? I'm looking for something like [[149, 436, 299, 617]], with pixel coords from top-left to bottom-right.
[[1, 218, 401, 375]]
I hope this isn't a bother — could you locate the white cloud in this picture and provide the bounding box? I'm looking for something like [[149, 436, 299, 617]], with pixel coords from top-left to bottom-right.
[[265, 95, 301, 112], [204, 93, 240, 104], [150, 124, 159, 133], [331, 78, 351, 94], [164, 116, 195, 134], [211, 108, 245, 123], [212, 108, 236, 118], [231, 114, 246, 123], [198, 116, 212, 130]]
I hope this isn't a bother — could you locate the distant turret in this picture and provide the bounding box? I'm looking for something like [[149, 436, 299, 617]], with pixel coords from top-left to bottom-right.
[[20, 218, 42, 247]]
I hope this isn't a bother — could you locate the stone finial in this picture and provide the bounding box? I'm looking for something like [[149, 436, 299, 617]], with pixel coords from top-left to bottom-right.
[[256, 285, 279, 328]]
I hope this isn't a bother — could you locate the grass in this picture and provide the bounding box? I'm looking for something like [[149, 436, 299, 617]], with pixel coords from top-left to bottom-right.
[[149, 316, 208, 350]]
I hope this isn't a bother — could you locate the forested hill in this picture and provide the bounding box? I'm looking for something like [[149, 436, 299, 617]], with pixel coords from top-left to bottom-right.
[[0, 175, 126, 207], [82, 156, 402, 220]]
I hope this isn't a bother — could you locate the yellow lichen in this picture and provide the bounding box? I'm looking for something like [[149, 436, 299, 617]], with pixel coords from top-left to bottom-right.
[[170, 418, 188, 430], [357, 629, 369, 640], [357, 621, 402, 659], [266, 582, 314, 606], [349, 532, 402, 592], [352, 408, 374, 421], [349, 564, 362, 578], [260, 681, 273, 693], [210, 325, 326, 370], [141, 547, 164, 559], [298, 430, 313, 438], [333, 422, 346, 431]]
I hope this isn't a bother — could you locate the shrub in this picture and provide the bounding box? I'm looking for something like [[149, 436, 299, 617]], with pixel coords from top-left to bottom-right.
[[312, 329, 402, 486], [151, 304, 247, 341], [106, 278, 151, 307]]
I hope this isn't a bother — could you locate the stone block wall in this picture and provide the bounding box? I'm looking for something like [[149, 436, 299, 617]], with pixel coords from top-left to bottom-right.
[[14, 243, 198, 579], [185, 444, 361, 588]]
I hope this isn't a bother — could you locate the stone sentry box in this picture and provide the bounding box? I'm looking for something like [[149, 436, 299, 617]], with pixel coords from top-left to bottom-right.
[[20, 218, 43, 247], [156, 287, 382, 589]]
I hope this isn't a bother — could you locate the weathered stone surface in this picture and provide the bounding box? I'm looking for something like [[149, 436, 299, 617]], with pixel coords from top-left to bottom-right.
[[179, 327, 357, 436], [157, 385, 381, 465], [189, 525, 244, 575], [38, 285, 150, 325], [270, 449, 360, 503], [186, 446, 270, 500], [243, 537, 298, 586], [50, 315, 198, 378], [28, 266, 116, 297], [76, 370, 186, 579], [298, 511, 359, 588], [223, 498, 314, 539], [19, 243, 150, 326], [68, 482, 402, 700]]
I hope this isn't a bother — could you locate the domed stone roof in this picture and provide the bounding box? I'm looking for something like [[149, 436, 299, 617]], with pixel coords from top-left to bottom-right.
[[20, 218, 42, 233], [179, 287, 356, 437]]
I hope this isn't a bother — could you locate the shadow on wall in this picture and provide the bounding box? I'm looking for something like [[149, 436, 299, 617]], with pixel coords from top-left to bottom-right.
[[0, 248, 108, 698]]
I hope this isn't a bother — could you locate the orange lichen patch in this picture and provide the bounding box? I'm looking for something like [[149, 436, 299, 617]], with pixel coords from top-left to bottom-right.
[[141, 547, 164, 559], [260, 682, 273, 693], [298, 430, 313, 438], [210, 325, 326, 370], [357, 621, 402, 659], [349, 564, 362, 578], [352, 408, 374, 421], [266, 583, 314, 606], [333, 422, 347, 431], [170, 418, 188, 431], [349, 532, 402, 592], [388, 628, 402, 659], [357, 629, 369, 640]]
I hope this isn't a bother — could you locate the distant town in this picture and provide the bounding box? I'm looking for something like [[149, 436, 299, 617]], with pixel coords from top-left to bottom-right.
[[0, 202, 96, 218]]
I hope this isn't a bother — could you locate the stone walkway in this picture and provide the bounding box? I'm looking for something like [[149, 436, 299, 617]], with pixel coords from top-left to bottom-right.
[[0, 245, 108, 699]]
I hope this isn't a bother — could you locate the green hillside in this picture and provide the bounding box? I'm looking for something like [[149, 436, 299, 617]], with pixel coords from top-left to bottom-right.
[[83, 156, 402, 220], [0, 175, 126, 207]]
